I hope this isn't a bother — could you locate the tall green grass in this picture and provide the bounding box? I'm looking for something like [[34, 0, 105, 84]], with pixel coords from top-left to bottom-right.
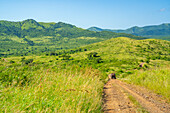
[[125, 66, 170, 101], [0, 65, 103, 112], [0, 37, 169, 112]]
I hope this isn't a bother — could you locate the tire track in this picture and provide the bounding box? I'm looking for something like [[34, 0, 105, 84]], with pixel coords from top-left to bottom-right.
[[103, 79, 170, 113]]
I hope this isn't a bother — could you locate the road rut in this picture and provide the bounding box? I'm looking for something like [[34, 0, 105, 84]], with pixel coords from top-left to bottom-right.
[[103, 79, 170, 113]]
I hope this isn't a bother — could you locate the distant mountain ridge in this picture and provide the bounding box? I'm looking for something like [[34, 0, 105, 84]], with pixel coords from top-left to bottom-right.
[[88, 23, 170, 41], [0, 19, 77, 38], [0, 19, 146, 57], [0, 19, 144, 39]]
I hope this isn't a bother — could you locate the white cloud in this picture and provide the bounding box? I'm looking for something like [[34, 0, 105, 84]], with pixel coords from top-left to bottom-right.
[[160, 8, 166, 12]]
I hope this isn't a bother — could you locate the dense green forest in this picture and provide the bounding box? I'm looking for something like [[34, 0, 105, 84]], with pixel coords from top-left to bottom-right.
[[88, 23, 170, 41], [0, 19, 146, 57]]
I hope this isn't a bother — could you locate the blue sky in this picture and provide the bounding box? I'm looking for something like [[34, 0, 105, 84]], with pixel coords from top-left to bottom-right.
[[0, 0, 170, 29]]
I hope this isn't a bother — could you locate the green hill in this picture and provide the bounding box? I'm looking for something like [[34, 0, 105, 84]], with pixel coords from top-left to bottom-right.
[[0, 37, 169, 112], [71, 37, 170, 74], [0, 19, 145, 57], [88, 23, 170, 41], [67, 37, 170, 100]]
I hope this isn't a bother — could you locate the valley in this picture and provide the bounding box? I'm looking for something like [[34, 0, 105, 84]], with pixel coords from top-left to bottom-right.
[[0, 19, 144, 57]]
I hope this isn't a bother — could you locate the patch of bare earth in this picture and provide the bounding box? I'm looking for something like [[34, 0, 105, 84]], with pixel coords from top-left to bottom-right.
[[102, 79, 170, 113]]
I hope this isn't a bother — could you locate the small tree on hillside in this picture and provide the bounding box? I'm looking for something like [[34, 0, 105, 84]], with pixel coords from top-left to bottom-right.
[[86, 52, 102, 63]]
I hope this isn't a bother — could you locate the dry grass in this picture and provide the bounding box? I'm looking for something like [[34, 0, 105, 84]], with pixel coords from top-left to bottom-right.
[[0, 61, 104, 112]]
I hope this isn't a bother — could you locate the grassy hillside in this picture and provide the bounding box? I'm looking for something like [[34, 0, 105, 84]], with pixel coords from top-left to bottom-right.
[[0, 37, 169, 112], [126, 66, 170, 101], [69, 37, 170, 100], [0, 56, 103, 112], [71, 37, 169, 75], [147, 35, 170, 41], [0, 19, 145, 57]]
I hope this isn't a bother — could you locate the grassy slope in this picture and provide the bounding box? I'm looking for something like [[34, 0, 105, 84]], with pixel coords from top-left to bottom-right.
[[0, 56, 103, 112], [147, 35, 170, 41], [72, 37, 169, 74], [126, 66, 170, 101], [0, 37, 169, 111], [70, 37, 170, 100]]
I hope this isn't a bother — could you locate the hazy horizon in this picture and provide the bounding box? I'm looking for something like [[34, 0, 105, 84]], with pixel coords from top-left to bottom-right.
[[1, 0, 170, 29]]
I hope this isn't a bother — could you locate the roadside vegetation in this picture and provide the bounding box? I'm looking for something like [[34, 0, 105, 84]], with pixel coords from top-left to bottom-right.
[[128, 94, 149, 113], [0, 56, 103, 112], [126, 66, 170, 101]]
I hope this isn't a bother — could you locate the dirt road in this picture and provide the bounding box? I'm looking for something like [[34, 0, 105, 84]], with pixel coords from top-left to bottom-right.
[[103, 79, 170, 113]]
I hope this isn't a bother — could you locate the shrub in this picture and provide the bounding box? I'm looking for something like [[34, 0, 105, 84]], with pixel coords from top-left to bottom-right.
[[144, 64, 148, 68], [10, 60, 15, 63], [49, 60, 53, 62], [140, 59, 144, 62], [21, 57, 25, 62], [146, 58, 150, 63], [24, 59, 33, 64], [87, 52, 99, 60]]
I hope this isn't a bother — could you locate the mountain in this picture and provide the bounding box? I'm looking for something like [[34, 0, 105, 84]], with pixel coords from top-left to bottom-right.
[[0, 19, 77, 38], [0, 19, 146, 57], [0, 19, 145, 39], [88, 23, 170, 41], [87, 27, 104, 32]]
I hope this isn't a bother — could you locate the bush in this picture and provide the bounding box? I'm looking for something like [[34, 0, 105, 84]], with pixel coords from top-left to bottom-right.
[[10, 60, 15, 63], [21, 57, 25, 62], [49, 60, 53, 62], [24, 59, 33, 64], [140, 59, 144, 62], [87, 52, 99, 60], [84, 49, 87, 51], [146, 58, 150, 63], [95, 58, 103, 63], [86, 52, 103, 63], [144, 64, 148, 68]]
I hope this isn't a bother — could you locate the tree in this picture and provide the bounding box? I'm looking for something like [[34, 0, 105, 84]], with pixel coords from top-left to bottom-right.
[[87, 52, 99, 60], [86, 52, 102, 63]]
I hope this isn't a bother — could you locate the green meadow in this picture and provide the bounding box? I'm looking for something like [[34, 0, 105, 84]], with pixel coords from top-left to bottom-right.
[[0, 37, 170, 112], [0, 56, 103, 112]]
